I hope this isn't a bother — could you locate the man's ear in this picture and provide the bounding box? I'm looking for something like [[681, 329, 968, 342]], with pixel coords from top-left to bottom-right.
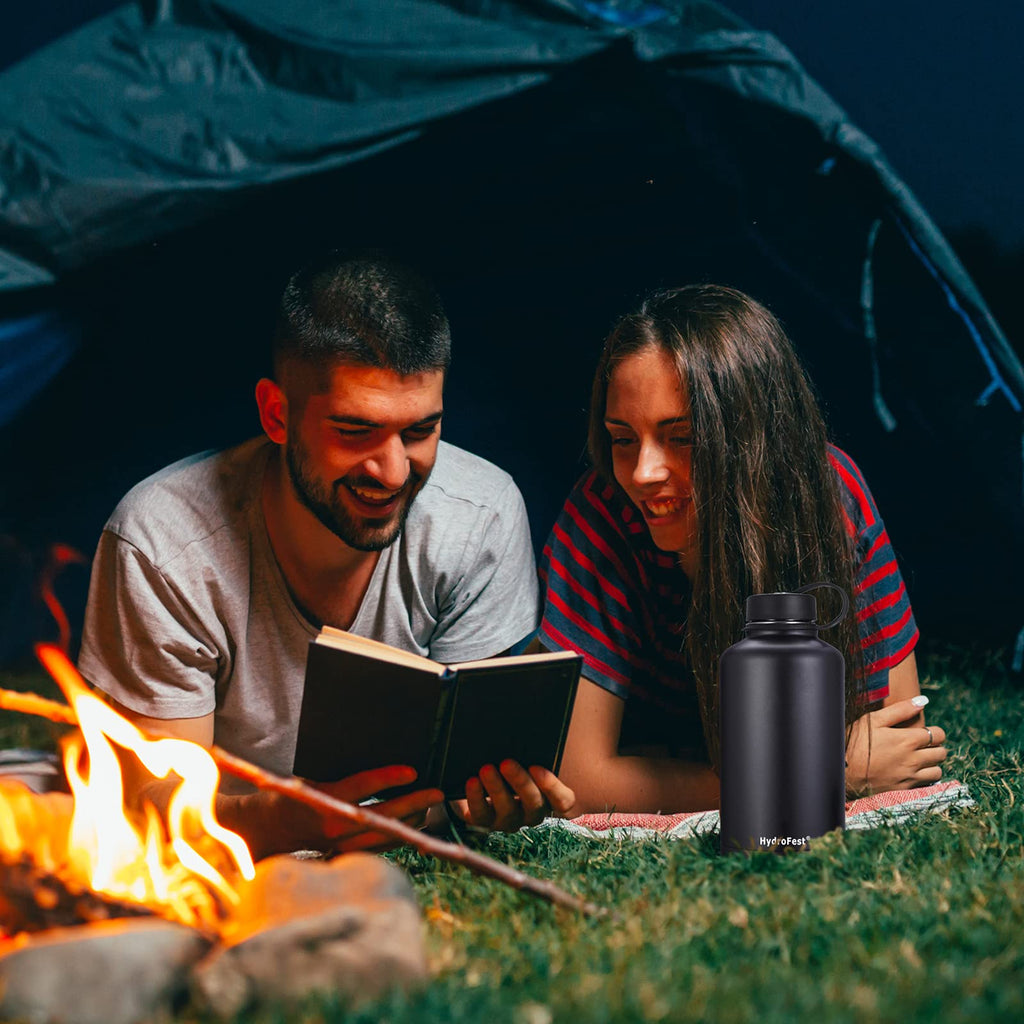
[[255, 378, 288, 445]]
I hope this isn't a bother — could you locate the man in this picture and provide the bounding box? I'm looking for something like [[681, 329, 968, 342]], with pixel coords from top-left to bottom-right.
[[78, 253, 574, 858]]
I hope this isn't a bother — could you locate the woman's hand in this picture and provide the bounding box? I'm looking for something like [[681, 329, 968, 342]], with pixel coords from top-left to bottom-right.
[[449, 761, 577, 833], [845, 697, 948, 797]]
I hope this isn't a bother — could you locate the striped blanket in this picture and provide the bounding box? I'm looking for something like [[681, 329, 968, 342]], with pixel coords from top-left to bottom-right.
[[539, 780, 973, 841]]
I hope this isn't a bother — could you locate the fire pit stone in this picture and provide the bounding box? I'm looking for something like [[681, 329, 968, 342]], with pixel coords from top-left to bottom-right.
[[1, 852, 430, 1023], [0, 917, 211, 1024], [190, 851, 429, 1016]]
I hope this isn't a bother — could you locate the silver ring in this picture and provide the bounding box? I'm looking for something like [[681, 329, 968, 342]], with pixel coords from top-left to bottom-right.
[[923, 726, 934, 748]]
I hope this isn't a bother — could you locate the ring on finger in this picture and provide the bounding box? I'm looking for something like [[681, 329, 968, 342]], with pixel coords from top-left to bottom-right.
[[923, 725, 934, 748]]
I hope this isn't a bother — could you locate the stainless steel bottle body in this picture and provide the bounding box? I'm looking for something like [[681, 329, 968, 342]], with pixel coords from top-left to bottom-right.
[[719, 626, 846, 852]]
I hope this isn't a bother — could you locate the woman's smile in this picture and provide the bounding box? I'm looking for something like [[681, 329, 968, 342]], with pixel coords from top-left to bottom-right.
[[640, 494, 689, 521]]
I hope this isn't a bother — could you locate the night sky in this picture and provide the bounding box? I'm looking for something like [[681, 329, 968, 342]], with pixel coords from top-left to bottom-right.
[[3, 0, 1022, 250]]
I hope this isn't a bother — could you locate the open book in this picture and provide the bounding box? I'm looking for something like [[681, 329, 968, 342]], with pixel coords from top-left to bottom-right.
[[292, 627, 582, 798]]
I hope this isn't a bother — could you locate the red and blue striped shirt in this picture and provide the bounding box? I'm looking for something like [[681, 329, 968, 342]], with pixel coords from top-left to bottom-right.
[[539, 446, 918, 752]]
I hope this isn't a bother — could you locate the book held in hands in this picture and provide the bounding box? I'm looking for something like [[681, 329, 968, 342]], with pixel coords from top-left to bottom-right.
[[293, 627, 582, 798]]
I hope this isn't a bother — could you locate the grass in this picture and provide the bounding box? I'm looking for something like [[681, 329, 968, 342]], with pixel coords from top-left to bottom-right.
[[2, 645, 1022, 1022]]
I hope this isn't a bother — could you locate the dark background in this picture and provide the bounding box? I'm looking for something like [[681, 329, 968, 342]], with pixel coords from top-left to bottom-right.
[[1, 2, 1021, 657]]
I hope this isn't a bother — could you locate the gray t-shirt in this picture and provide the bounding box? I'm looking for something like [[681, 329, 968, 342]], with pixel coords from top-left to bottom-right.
[[78, 438, 540, 788]]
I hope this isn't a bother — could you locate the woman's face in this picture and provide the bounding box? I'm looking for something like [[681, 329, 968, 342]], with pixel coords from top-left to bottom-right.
[[605, 345, 698, 562]]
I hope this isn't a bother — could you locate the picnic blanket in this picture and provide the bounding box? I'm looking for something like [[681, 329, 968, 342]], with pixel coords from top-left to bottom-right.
[[539, 780, 973, 841]]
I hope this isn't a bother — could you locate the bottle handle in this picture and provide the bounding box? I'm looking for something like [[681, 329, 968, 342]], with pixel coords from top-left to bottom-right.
[[796, 582, 850, 630]]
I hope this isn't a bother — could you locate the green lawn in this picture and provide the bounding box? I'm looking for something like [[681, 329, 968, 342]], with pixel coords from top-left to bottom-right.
[[2, 646, 1022, 1022]]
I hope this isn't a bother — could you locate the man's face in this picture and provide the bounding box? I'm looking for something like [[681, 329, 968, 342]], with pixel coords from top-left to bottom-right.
[[284, 362, 444, 552]]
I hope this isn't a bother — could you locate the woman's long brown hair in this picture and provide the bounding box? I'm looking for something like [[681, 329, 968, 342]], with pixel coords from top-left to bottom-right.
[[588, 285, 864, 771]]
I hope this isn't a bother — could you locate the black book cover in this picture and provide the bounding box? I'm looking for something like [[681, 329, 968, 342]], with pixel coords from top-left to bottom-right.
[[292, 636, 580, 799], [435, 659, 579, 796], [293, 642, 448, 785]]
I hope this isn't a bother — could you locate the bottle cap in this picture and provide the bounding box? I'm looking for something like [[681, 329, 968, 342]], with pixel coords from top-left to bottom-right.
[[744, 592, 817, 624]]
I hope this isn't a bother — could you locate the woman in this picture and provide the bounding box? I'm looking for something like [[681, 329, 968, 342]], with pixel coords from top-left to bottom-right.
[[540, 285, 948, 814]]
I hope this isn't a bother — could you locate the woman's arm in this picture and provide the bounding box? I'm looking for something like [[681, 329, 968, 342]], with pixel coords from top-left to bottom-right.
[[845, 651, 948, 796], [558, 677, 720, 815], [561, 654, 946, 810], [884, 650, 924, 717]]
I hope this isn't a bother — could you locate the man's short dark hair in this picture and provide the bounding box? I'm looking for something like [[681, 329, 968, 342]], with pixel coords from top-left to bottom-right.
[[272, 253, 451, 378]]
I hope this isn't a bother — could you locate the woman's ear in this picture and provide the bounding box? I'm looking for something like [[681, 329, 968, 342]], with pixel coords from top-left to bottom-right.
[[255, 378, 288, 445]]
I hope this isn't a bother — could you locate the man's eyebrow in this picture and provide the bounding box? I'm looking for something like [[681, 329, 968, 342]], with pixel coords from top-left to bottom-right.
[[604, 416, 691, 428], [411, 411, 444, 426], [327, 416, 381, 427], [326, 411, 444, 428]]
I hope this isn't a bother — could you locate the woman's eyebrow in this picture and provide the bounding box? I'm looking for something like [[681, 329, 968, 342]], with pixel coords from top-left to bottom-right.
[[604, 416, 691, 427]]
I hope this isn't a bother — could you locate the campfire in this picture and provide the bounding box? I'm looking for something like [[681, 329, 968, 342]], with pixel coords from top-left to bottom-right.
[[1, 644, 254, 935], [0, 645, 436, 1021]]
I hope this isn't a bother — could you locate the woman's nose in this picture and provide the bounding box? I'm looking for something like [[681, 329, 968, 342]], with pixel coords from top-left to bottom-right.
[[633, 441, 670, 487]]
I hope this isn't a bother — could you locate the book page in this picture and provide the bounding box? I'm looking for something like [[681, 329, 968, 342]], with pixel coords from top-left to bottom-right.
[[450, 648, 580, 672], [316, 625, 442, 673]]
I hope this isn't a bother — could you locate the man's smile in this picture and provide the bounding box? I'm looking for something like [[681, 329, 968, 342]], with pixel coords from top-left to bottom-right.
[[342, 481, 408, 514]]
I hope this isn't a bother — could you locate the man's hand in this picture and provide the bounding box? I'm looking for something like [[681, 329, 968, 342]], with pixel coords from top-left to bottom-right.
[[106, 703, 445, 857], [230, 765, 442, 859], [315, 766, 443, 853], [846, 698, 948, 797], [451, 761, 576, 832]]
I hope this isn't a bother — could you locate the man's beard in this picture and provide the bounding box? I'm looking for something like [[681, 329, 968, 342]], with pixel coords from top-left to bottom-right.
[[285, 441, 426, 552]]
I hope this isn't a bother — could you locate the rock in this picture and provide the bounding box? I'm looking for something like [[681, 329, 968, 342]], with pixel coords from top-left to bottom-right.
[[0, 917, 211, 1024], [191, 852, 427, 1016]]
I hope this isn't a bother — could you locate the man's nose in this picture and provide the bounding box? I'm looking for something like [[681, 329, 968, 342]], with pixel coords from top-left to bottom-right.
[[363, 435, 410, 491], [633, 441, 670, 487]]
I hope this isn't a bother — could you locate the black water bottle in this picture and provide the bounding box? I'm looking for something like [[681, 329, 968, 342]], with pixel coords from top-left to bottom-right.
[[719, 585, 848, 853]]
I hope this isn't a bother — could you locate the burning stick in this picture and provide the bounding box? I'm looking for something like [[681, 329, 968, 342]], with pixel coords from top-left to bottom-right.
[[0, 649, 604, 919]]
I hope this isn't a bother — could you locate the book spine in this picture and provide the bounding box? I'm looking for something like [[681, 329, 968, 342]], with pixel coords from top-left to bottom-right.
[[552, 663, 579, 777], [424, 670, 458, 788]]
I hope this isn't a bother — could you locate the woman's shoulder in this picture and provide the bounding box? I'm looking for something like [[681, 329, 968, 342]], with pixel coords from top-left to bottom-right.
[[826, 444, 871, 491], [826, 444, 884, 534], [558, 469, 646, 541]]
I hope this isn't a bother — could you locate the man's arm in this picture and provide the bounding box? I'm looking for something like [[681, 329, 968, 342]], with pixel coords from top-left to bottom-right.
[[111, 703, 441, 860]]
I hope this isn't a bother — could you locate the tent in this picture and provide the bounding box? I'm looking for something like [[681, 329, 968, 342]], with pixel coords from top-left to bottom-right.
[[1, 0, 1021, 660]]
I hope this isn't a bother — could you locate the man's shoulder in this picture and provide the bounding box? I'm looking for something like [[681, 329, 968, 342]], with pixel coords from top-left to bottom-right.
[[105, 438, 269, 568], [421, 441, 521, 512]]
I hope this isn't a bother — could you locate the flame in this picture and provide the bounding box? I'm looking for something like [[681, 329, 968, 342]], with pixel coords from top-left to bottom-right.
[[0, 645, 255, 931], [38, 543, 87, 654]]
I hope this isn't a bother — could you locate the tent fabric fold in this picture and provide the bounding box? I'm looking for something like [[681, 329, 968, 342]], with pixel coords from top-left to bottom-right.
[[2, 0, 1019, 400]]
